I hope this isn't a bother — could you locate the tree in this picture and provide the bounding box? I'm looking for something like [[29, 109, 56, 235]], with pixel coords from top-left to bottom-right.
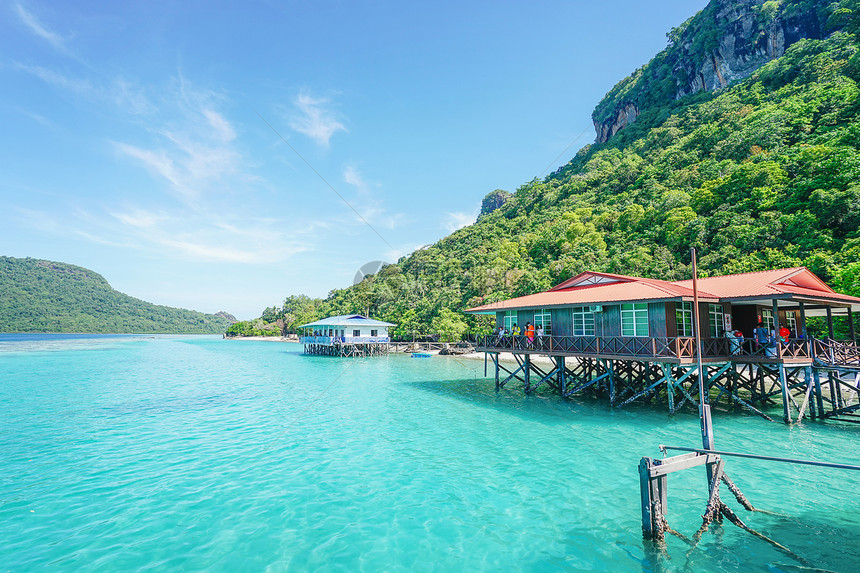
[[431, 308, 469, 342]]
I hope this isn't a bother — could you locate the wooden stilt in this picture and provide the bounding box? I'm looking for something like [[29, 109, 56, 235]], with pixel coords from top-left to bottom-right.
[[524, 354, 532, 392], [779, 363, 792, 424]]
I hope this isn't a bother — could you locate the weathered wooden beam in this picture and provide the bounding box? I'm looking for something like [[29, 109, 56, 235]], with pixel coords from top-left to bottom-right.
[[649, 452, 719, 477]]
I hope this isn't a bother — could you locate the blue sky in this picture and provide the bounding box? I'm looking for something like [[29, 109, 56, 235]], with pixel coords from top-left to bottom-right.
[[1, 0, 708, 320]]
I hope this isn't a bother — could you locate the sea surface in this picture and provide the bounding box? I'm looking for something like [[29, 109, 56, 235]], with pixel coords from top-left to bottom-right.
[[2, 334, 859, 572]]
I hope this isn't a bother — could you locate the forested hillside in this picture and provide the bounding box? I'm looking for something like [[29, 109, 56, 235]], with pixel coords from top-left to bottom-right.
[[252, 0, 860, 340], [0, 257, 235, 333]]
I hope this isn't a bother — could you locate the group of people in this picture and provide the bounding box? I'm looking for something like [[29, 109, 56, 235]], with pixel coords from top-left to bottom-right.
[[731, 322, 797, 357], [494, 322, 544, 344]]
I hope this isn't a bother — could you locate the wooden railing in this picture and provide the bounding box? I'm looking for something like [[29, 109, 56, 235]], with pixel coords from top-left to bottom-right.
[[476, 334, 820, 361], [812, 338, 860, 366], [300, 336, 390, 344]]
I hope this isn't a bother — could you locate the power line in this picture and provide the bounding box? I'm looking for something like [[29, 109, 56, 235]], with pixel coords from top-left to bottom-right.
[[539, 126, 592, 178]]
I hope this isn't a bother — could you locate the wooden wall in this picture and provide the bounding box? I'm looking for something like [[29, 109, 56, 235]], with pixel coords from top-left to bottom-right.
[[551, 307, 573, 336], [599, 304, 621, 337], [648, 302, 668, 338], [517, 310, 534, 329]]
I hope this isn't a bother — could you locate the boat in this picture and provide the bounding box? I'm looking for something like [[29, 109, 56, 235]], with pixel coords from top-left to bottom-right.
[[410, 352, 432, 358]]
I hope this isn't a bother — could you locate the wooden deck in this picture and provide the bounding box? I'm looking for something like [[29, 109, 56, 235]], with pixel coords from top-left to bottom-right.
[[476, 335, 860, 423]]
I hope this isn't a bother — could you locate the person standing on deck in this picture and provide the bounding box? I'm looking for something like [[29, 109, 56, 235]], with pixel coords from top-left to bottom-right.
[[525, 322, 535, 347], [753, 322, 768, 350]]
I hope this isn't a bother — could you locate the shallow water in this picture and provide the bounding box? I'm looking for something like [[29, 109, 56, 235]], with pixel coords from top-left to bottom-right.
[[1, 334, 859, 571]]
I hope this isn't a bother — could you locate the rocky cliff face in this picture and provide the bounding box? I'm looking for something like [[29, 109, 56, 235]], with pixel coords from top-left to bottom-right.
[[593, 0, 830, 143]]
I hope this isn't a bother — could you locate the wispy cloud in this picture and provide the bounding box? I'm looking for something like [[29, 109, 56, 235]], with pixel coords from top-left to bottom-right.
[[341, 165, 405, 231], [385, 243, 425, 262], [111, 81, 242, 206], [15, 63, 94, 96], [14, 2, 69, 53], [202, 108, 236, 143], [343, 164, 366, 189], [444, 210, 477, 232], [16, 63, 156, 117], [109, 208, 308, 263], [289, 89, 346, 147], [18, 204, 307, 264], [110, 77, 155, 115]]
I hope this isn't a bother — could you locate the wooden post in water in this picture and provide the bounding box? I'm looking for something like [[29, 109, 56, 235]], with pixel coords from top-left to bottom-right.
[[524, 353, 531, 392], [779, 363, 791, 424], [691, 248, 715, 452], [638, 457, 667, 541]]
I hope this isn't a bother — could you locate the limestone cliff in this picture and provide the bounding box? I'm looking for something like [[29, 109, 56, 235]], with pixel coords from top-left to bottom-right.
[[592, 0, 837, 143]]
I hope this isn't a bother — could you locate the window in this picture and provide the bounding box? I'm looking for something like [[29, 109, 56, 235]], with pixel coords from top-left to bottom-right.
[[621, 303, 648, 337], [708, 304, 724, 338], [676, 302, 693, 337], [761, 309, 774, 332], [353, 329, 361, 337], [571, 306, 595, 336], [371, 329, 378, 337], [503, 310, 517, 332], [534, 311, 552, 335], [785, 311, 797, 334]]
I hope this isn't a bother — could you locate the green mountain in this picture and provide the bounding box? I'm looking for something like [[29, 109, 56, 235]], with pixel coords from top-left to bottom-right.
[[0, 257, 235, 333], [257, 0, 860, 339]]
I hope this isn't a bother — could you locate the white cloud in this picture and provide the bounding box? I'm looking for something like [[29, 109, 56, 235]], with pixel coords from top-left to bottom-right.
[[384, 243, 425, 262], [15, 64, 94, 96], [14, 2, 68, 52], [343, 165, 366, 189], [20, 204, 307, 265], [289, 89, 346, 147], [339, 164, 406, 232], [110, 208, 167, 229], [110, 78, 155, 115], [202, 108, 236, 143], [444, 210, 477, 232], [157, 237, 301, 264], [112, 89, 241, 207]]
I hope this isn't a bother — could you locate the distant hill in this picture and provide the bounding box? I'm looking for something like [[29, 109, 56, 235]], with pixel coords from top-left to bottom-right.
[[0, 257, 235, 333]]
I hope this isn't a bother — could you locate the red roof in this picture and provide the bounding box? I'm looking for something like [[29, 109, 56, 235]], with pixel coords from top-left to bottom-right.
[[465, 267, 860, 313]]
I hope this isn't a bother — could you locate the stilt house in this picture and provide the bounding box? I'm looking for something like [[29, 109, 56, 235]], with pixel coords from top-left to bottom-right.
[[465, 267, 860, 422], [299, 314, 394, 357], [467, 267, 860, 363]]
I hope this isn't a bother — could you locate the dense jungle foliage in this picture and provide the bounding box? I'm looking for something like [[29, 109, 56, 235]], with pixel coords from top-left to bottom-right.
[[254, 0, 860, 339], [0, 257, 234, 333]]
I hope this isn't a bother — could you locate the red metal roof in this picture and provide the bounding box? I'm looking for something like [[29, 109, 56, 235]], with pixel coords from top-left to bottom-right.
[[467, 272, 718, 313], [465, 267, 860, 313]]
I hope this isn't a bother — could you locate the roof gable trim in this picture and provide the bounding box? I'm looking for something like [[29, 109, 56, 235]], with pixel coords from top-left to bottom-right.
[[550, 272, 633, 292]]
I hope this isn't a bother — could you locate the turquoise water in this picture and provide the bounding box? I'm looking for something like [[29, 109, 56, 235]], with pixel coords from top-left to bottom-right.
[[2, 334, 860, 572]]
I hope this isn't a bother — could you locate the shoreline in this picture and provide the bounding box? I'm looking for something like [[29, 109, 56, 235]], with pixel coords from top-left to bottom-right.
[[224, 335, 299, 342], [224, 336, 553, 365]]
